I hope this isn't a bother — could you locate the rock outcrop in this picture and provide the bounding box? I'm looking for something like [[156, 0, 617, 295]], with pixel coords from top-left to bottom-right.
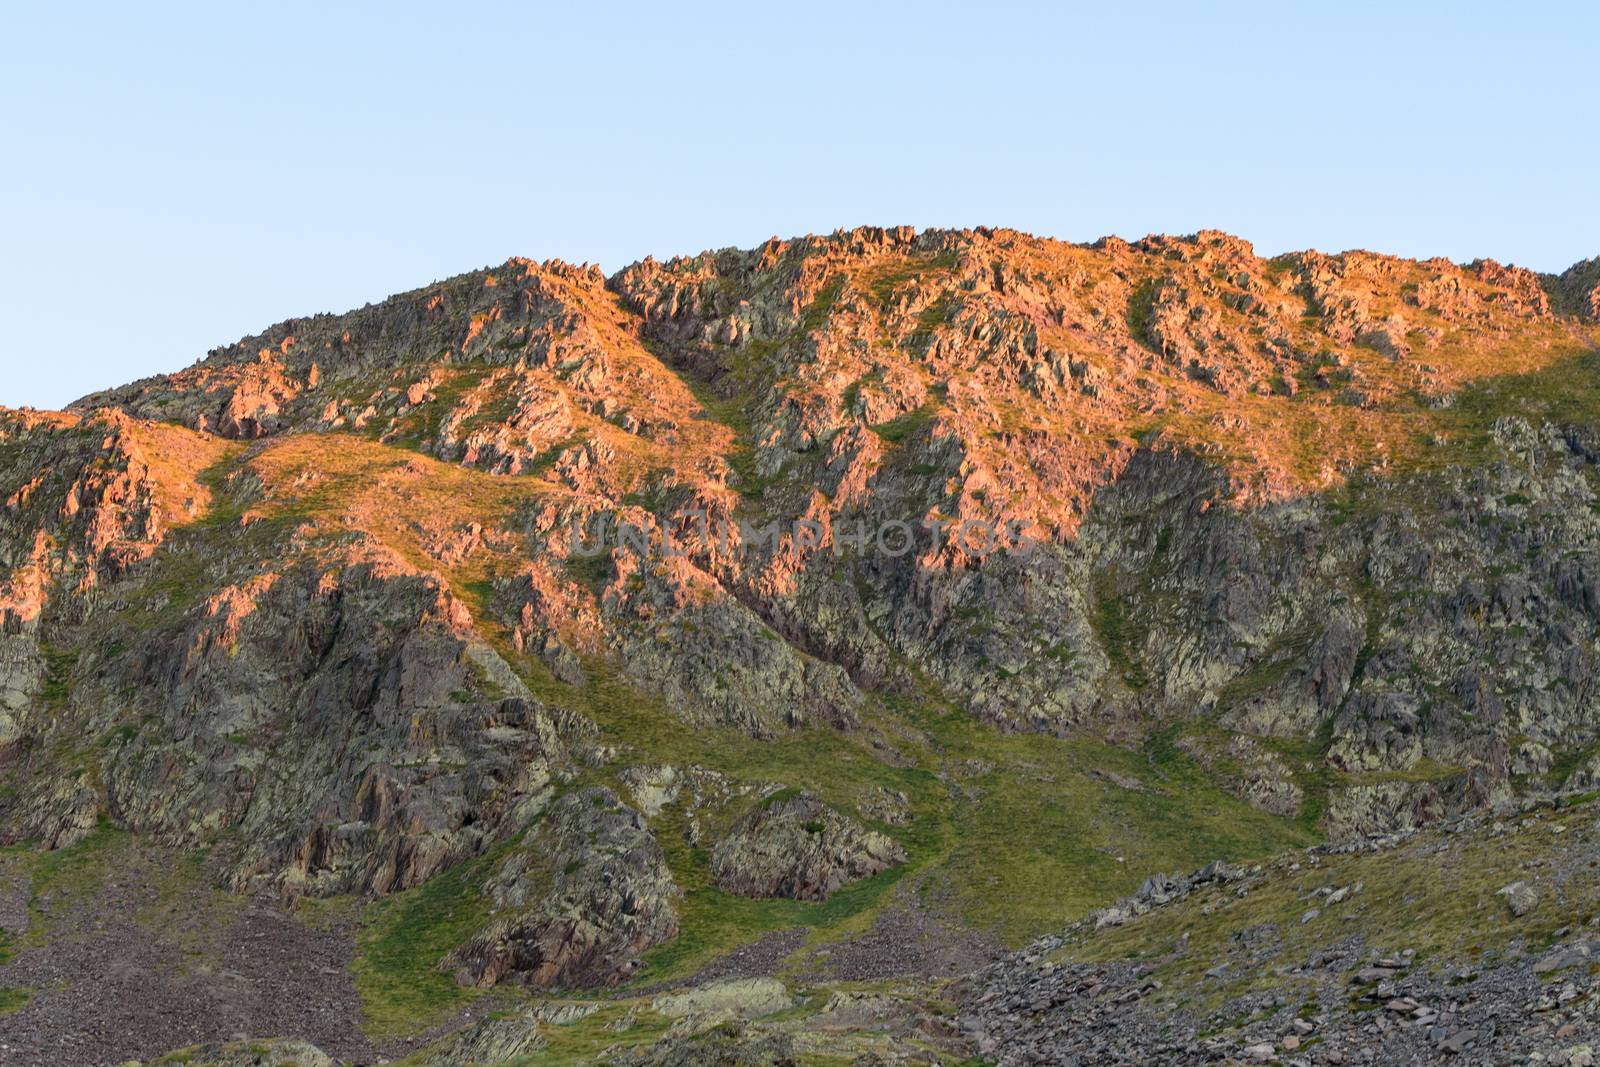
[[710, 790, 906, 901], [451, 786, 679, 989]]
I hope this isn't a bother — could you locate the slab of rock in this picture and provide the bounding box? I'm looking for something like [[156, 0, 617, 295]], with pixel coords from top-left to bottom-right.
[[423, 1014, 546, 1066], [651, 977, 795, 1020]]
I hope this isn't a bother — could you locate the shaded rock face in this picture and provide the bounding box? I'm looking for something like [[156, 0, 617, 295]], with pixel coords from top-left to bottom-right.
[[0, 419, 597, 905], [710, 790, 906, 902], [0, 409, 235, 847], [1554, 256, 1600, 320], [88, 537, 581, 897], [451, 786, 679, 989], [613, 586, 863, 737]]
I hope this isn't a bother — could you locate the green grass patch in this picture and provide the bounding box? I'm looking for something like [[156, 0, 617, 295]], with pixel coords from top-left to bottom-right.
[[1126, 278, 1162, 350], [635, 802, 915, 985], [945, 730, 1315, 945], [1090, 586, 1149, 690], [352, 841, 508, 1038], [499, 659, 952, 984], [870, 401, 939, 445], [27, 820, 126, 933], [37, 643, 78, 709]]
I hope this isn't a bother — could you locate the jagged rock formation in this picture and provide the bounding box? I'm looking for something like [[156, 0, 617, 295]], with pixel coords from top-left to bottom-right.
[[450, 786, 679, 988], [110, 540, 590, 898], [5, 226, 1600, 1064]]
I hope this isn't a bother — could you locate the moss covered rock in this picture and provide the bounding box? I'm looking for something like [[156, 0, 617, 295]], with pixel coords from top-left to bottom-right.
[[710, 790, 905, 902]]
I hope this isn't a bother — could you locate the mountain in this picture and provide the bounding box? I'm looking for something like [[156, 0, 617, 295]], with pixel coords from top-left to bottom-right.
[[3, 226, 1600, 1064]]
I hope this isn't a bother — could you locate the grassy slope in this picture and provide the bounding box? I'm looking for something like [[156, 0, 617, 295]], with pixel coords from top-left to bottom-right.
[[1061, 794, 1600, 1018]]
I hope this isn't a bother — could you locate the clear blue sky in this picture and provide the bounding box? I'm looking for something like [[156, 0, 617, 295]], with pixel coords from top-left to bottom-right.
[[2, 1, 1595, 409]]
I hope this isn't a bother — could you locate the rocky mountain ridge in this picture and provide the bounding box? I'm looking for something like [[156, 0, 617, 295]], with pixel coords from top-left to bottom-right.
[[4, 226, 1600, 1063]]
